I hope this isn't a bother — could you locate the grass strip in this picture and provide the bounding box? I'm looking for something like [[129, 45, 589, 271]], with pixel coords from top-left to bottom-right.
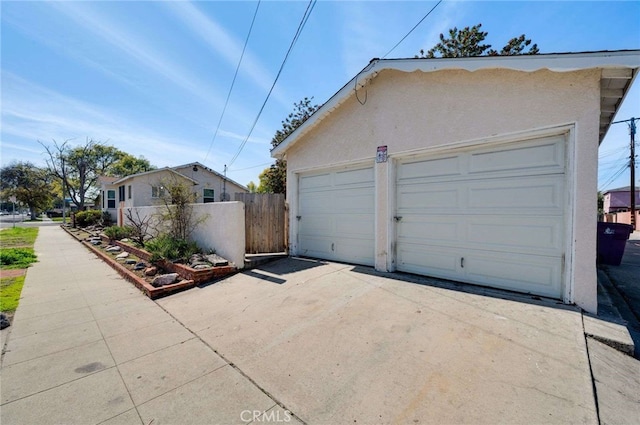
[[0, 227, 38, 248], [1, 276, 25, 314]]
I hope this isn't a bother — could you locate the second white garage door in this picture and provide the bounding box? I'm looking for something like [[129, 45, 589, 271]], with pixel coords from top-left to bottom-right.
[[395, 134, 567, 299], [298, 166, 375, 266]]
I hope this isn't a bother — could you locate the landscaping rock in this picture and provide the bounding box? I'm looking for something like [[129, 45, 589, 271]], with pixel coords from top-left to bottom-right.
[[134, 262, 146, 271], [105, 246, 121, 252], [120, 238, 131, 243], [151, 273, 179, 287], [205, 254, 229, 267], [90, 240, 102, 246], [193, 264, 211, 270], [0, 313, 10, 330], [115, 252, 129, 260], [125, 259, 137, 265], [144, 266, 158, 276]]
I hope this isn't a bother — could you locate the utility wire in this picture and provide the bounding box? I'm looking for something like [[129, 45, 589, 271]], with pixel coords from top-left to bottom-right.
[[203, 0, 261, 163], [381, 0, 443, 58], [228, 161, 273, 172], [599, 161, 629, 190], [227, 0, 317, 167]]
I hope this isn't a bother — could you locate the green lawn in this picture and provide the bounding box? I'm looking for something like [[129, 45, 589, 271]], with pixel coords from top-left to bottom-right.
[[0, 227, 39, 248], [1, 276, 25, 314], [0, 227, 38, 315]]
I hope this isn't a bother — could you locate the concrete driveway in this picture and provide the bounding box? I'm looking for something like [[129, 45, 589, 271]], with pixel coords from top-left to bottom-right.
[[159, 258, 597, 424]]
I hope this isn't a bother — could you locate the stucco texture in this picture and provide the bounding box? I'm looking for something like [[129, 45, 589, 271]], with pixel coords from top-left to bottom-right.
[[284, 68, 601, 313]]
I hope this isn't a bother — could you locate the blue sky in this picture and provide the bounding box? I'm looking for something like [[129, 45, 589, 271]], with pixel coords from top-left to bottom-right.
[[1, 1, 639, 190]]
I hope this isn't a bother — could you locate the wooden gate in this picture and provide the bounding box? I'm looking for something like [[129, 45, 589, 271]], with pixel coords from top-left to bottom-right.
[[235, 193, 287, 254]]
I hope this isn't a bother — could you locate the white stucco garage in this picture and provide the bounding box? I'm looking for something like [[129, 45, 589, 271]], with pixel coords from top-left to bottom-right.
[[272, 51, 640, 313]]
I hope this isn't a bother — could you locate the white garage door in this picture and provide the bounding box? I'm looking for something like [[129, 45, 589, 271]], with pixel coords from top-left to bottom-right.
[[298, 166, 375, 266], [396, 135, 566, 298]]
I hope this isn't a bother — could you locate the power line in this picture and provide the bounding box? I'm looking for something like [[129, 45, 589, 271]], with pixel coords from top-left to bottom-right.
[[599, 161, 629, 190], [203, 0, 261, 163], [228, 161, 273, 172], [381, 0, 443, 59], [227, 0, 317, 167]]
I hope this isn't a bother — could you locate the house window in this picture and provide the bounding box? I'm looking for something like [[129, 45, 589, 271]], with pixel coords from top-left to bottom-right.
[[107, 190, 116, 209], [118, 185, 125, 202], [102, 191, 105, 209], [128, 185, 132, 199], [203, 188, 215, 203], [152, 186, 166, 199]]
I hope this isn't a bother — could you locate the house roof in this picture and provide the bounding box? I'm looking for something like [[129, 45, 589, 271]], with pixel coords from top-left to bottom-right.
[[603, 186, 639, 194], [272, 50, 640, 158], [111, 167, 198, 185], [105, 162, 248, 191], [172, 162, 249, 191]]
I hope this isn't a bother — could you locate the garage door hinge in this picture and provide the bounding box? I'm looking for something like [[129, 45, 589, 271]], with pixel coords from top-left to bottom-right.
[[394, 216, 403, 222], [461, 257, 464, 268], [296, 216, 301, 221]]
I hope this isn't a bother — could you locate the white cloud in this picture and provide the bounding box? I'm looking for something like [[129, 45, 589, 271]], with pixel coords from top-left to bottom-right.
[[1, 72, 195, 167], [48, 2, 221, 108]]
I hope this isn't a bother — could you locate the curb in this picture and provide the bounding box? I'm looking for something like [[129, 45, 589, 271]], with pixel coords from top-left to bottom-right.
[[585, 269, 635, 356]]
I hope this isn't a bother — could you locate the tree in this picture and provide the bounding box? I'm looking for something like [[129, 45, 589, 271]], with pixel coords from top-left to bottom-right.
[[0, 162, 54, 219], [258, 97, 319, 194], [41, 139, 154, 210], [108, 153, 155, 177], [246, 181, 258, 193], [154, 177, 202, 241], [417, 23, 539, 58]]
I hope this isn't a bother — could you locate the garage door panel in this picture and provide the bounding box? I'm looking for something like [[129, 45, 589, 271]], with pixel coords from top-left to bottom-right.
[[336, 240, 375, 265], [464, 253, 562, 298], [398, 218, 461, 245], [298, 236, 332, 259], [397, 186, 461, 211], [335, 215, 375, 237], [334, 167, 374, 186], [469, 136, 564, 175], [299, 193, 332, 214], [299, 216, 332, 236], [333, 189, 375, 213], [397, 246, 460, 278], [300, 173, 331, 190], [466, 217, 563, 254], [467, 176, 564, 212], [398, 156, 462, 180]]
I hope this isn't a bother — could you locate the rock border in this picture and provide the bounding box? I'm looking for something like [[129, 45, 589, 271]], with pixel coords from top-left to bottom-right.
[[61, 225, 235, 299]]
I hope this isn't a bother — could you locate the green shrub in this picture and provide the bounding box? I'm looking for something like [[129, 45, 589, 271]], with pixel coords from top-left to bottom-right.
[[75, 210, 103, 227], [102, 211, 113, 226], [145, 234, 199, 263], [103, 226, 132, 241], [0, 248, 37, 269]]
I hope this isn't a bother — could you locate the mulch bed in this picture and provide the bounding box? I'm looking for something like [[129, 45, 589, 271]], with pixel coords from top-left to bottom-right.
[[0, 269, 26, 279]]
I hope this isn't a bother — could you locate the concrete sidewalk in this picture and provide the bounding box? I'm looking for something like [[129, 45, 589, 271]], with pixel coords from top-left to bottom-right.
[[2, 225, 622, 424], [1, 227, 282, 425]]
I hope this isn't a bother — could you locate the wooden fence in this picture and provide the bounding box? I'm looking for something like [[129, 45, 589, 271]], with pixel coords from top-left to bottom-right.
[[235, 193, 287, 254]]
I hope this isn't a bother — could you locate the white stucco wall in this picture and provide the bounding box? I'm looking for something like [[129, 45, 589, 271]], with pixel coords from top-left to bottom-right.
[[125, 202, 246, 269], [284, 68, 601, 313]]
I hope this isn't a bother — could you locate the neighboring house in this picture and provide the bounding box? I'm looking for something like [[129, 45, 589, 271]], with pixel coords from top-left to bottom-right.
[[602, 186, 640, 213], [100, 162, 248, 223], [272, 50, 640, 314]]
